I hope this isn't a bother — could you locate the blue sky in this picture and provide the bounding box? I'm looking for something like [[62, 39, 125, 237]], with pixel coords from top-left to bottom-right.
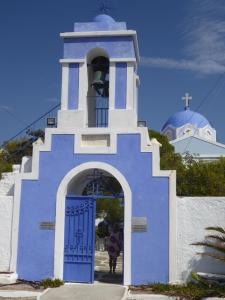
[[0, 0, 225, 144]]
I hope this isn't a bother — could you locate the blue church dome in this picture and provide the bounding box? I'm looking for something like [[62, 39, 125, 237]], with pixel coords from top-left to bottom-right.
[[93, 14, 115, 23], [162, 109, 211, 131]]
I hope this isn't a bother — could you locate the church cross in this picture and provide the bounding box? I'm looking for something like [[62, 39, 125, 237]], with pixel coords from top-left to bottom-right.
[[182, 93, 192, 110]]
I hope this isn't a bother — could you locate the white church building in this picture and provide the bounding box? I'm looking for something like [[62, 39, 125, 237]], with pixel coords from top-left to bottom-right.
[[162, 93, 225, 161]]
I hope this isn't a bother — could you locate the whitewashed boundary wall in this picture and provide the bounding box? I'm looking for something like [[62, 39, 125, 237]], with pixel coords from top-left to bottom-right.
[[1, 191, 225, 281], [176, 196, 225, 282], [0, 196, 13, 271]]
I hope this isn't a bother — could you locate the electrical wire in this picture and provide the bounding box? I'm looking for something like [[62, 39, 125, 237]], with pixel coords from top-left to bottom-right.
[[1, 103, 60, 148], [0, 107, 28, 127]]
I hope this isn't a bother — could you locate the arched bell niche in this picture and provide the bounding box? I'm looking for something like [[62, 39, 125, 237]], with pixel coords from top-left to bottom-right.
[[87, 48, 109, 128]]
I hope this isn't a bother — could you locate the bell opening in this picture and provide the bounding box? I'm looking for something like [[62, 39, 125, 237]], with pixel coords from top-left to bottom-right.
[[91, 56, 109, 97], [87, 55, 110, 127]]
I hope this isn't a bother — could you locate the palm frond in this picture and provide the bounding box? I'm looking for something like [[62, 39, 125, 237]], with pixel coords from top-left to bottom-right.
[[206, 234, 225, 243], [192, 241, 225, 254], [206, 226, 225, 235], [197, 252, 225, 262]]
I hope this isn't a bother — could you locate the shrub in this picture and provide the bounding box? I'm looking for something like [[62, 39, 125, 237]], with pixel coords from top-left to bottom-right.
[[40, 278, 64, 288]]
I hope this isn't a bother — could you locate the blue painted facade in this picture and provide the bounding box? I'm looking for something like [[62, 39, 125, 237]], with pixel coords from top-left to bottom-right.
[[17, 134, 169, 284], [115, 63, 127, 109], [64, 37, 135, 60], [64, 14, 136, 115], [16, 15, 170, 285], [68, 64, 79, 109]]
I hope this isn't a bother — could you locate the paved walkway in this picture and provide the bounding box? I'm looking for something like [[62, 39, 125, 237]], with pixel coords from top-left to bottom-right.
[[40, 283, 126, 300], [95, 251, 123, 284], [95, 251, 123, 273]]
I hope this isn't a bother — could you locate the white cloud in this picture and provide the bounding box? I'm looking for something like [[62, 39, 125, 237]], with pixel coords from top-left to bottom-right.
[[140, 57, 225, 75], [0, 105, 11, 111], [141, 0, 225, 75]]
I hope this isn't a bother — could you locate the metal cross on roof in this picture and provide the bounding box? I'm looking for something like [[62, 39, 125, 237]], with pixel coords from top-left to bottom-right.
[[182, 93, 192, 110]]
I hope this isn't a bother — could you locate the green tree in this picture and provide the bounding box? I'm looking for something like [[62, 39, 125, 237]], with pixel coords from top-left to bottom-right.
[[0, 130, 44, 178], [177, 158, 225, 196], [96, 198, 123, 224], [148, 129, 184, 171], [0, 150, 12, 177], [148, 129, 225, 196]]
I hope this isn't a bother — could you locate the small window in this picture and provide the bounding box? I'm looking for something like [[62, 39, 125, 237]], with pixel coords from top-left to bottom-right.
[[183, 129, 191, 135]]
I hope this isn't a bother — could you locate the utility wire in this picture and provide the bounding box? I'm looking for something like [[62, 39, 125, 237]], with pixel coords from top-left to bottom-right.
[[194, 74, 225, 113], [1, 102, 60, 148], [0, 107, 28, 127]]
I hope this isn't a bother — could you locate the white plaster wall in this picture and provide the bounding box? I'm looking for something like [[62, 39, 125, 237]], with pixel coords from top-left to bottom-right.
[[21, 156, 32, 173], [0, 173, 15, 196], [0, 196, 13, 272], [177, 197, 225, 282]]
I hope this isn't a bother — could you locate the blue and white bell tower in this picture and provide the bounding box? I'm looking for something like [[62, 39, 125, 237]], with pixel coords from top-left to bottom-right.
[[12, 14, 176, 286], [58, 13, 139, 130]]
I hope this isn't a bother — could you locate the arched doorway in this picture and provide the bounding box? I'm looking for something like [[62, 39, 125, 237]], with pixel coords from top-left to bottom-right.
[[54, 162, 131, 285]]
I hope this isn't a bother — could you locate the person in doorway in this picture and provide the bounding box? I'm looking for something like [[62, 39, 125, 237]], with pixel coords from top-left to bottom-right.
[[107, 223, 122, 274]]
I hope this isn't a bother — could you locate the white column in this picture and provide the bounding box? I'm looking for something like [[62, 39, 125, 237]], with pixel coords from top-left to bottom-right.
[[78, 62, 87, 110], [126, 62, 134, 109], [60, 63, 69, 110], [109, 62, 115, 109], [78, 62, 88, 126]]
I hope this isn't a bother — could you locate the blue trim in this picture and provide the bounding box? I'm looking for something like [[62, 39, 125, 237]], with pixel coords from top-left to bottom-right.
[[115, 63, 127, 109], [64, 37, 135, 59], [68, 64, 79, 109]]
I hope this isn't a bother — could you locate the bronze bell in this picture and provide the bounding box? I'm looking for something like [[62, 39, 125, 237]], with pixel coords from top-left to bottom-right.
[[91, 56, 109, 97]]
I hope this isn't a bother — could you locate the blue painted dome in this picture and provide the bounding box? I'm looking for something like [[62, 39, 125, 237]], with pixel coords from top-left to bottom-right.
[[93, 14, 115, 23], [162, 109, 211, 131]]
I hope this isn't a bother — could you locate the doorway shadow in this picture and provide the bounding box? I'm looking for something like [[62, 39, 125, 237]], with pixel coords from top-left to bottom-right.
[[94, 250, 123, 284]]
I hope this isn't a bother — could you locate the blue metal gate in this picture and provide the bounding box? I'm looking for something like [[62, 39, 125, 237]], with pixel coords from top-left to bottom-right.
[[63, 196, 96, 283]]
